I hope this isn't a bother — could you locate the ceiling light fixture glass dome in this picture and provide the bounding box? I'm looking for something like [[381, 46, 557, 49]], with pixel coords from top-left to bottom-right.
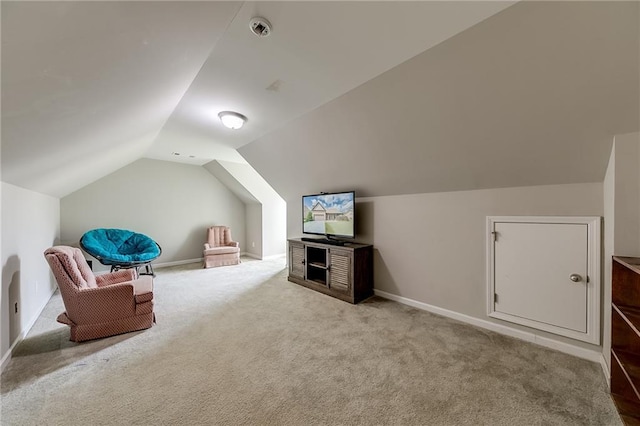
[[218, 111, 247, 130]]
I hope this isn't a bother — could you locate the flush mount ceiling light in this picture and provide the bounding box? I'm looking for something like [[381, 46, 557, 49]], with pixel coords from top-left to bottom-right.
[[218, 111, 247, 130]]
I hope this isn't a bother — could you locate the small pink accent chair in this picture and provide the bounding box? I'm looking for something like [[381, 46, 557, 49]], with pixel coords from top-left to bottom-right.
[[204, 226, 240, 268], [44, 246, 154, 342]]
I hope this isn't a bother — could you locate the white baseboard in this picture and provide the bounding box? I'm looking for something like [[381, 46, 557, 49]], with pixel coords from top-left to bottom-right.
[[261, 253, 286, 260], [0, 334, 21, 373], [154, 258, 203, 268], [241, 253, 286, 260], [153, 253, 285, 267], [374, 289, 602, 363], [1, 285, 58, 373], [600, 354, 611, 388], [242, 252, 262, 260]]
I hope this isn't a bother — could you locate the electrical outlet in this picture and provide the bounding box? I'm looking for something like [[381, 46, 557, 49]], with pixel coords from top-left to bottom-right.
[[252, 242, 255, 248], [14, 303, 18, 314]]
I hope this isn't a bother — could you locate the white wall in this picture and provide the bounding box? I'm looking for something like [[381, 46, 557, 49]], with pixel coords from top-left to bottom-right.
[[1, 182, 60, 368], [212, 160, 286, 258], [288, 182, 605, 351], [602, 131, 640, 373], [245, 204, 263, 258], [262, 199, 287, 258], [611, 132, 640, 255], [60, 158, 245, 270], [603, 142, 616, 374]]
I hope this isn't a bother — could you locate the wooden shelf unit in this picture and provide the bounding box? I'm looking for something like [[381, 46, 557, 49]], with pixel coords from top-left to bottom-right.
[[611, 256, 640, 424], [287, 239, 373, 304]]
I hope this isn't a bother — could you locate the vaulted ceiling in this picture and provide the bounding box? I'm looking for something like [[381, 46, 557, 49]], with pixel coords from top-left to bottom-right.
[[2, 2, 638, 201], [1, 1, 513, 198], [239, 1, 640, 199]]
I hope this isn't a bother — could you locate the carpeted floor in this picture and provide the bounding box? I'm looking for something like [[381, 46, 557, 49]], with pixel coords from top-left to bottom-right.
[[1, 256, 620, 425]]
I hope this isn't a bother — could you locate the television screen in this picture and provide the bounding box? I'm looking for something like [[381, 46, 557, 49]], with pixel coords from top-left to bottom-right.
[[302, 191, 355, 238]]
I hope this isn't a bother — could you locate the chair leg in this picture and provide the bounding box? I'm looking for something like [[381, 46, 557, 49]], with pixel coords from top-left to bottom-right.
[[139, 263, 155, 277]]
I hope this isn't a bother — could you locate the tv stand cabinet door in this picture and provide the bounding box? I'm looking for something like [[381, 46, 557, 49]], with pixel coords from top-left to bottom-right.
[[289, 241, 305, 280], [329, 249, 352, 295]]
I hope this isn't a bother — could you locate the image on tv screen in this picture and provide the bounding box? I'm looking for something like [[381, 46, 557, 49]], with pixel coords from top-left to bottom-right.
[[303, 192, 354, 237]]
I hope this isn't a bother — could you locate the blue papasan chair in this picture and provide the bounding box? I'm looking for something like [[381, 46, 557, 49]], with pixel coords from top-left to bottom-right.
[[80, 228, 162, 276]]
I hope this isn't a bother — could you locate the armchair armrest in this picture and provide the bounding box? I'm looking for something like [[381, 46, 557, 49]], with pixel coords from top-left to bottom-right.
[[132, 275, 154, 303], [76, 283, 135, 323], [75, 276, 153, 323], [204, 243, 211, 250], [96, 269, 136, 287], [228, 241, 239, 248]]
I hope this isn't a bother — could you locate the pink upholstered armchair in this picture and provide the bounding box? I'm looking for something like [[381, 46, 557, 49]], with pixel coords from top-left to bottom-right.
[[204, 226, 240, 268], [44, 246, 154, 342]]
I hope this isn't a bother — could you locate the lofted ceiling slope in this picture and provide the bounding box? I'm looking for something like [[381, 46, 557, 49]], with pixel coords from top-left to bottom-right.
[[239, 1, 640, 200], [146, 1, 514, 165], [1, 1, 514, 198], [1, 1, 242, 197]]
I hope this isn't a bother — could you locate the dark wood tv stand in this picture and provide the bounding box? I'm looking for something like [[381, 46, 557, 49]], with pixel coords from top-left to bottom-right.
[[287, 238, 373, 304]]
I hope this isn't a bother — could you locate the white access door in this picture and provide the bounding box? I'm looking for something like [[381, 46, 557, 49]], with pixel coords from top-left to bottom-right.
[[488, 217, 600, 344]]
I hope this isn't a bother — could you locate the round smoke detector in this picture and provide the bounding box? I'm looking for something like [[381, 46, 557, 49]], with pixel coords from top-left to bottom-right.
[[250, 17, 272, 38]]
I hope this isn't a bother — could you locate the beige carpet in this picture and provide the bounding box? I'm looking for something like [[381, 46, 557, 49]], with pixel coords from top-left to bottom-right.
[[1, 256, 620, 425]]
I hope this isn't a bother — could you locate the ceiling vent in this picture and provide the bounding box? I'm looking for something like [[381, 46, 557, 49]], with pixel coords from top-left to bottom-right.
[[250, 17, 272, 38]]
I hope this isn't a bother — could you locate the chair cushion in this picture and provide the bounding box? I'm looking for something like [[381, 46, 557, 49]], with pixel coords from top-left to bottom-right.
[[204, 246, 240, 256], [81, 229, 161, 265]]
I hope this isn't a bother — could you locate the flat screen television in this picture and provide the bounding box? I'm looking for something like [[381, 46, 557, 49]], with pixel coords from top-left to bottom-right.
[[302, 191, 355, 239]]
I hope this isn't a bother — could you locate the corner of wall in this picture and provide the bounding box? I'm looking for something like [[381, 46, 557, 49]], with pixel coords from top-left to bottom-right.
[[602, 131, 640, 376], [1, 182, 61, 372]]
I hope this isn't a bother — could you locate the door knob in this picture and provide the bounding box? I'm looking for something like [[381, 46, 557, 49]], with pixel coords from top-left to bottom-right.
[[569, 273, 582, 282]]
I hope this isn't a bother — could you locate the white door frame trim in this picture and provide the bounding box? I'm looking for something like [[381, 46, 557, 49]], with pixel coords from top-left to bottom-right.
[[486, 216, 601, 345]]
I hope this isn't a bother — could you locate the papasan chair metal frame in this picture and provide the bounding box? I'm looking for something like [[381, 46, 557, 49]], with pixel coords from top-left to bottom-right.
[[80, 228, 162, 277]]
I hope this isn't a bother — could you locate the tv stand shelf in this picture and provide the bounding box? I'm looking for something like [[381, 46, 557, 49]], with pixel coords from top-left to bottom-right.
[[301, 237, 346, 246], [288, 238, 373, 304]]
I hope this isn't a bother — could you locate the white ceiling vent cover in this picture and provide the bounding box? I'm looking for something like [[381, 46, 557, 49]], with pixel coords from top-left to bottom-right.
[[250, 17, 272, 37]]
